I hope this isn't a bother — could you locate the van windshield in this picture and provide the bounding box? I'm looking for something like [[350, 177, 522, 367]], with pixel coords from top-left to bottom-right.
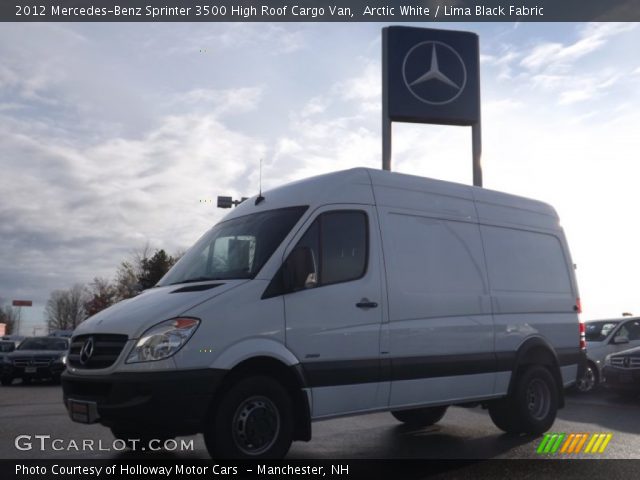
[[158, 206, 307, 286]]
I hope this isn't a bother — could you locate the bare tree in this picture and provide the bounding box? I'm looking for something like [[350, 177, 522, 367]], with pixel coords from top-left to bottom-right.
[[45, 284, 87, 331]]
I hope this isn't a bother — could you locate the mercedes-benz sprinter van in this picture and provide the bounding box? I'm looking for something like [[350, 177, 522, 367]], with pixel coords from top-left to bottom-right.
[[62, 168, 584, 458]]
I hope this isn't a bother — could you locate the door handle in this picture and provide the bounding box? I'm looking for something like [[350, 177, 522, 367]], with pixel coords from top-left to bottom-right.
[[356, 299, 378, 309]]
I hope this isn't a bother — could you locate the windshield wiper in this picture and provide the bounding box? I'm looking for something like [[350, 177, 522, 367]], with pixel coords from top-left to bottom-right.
[[168, 277, 223, 285]]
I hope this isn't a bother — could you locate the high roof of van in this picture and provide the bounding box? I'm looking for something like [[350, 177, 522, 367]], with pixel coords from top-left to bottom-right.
[[222, 167, 560, 231]]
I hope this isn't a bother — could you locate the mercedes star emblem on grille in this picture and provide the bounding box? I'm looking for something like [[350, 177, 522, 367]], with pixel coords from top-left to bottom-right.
[[79, 337, 95, 365]]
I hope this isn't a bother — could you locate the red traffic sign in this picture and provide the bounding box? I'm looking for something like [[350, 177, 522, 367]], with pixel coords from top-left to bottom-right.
[[12, 300, 32, 307]]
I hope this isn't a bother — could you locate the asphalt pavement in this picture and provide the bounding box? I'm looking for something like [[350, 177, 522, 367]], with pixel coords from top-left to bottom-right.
[[1, 380, 639, 460]]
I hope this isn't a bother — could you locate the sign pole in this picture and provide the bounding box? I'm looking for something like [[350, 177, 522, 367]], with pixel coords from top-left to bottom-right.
[[382, 29, 391, 171], [382, 116, 392, 171], [472, 122, 482, 187], [11, 300, 32, 336]]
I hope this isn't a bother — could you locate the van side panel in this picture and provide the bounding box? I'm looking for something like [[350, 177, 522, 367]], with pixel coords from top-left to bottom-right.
[[475, 199, 580, 387], [370, 171, 499, 407]]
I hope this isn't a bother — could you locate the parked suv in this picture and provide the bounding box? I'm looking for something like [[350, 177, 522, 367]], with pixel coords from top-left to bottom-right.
[[1, 337, 69, 385], [576, 318, 640, 392]]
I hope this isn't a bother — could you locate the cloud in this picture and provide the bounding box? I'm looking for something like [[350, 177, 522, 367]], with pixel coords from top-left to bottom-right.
[[520, 23, 636, 72], [169, 87, 264, 114], [161, 23, 307, 56], [0, 99, 266, 306]]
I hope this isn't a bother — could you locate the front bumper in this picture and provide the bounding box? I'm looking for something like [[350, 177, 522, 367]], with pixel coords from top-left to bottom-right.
[[602, 366, 640, 391], [2, 363, 65, 379], [62, 368, 226, 435]]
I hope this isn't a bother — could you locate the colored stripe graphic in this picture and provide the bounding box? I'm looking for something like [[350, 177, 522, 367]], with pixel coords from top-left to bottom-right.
[[536, 434, 551, 454], [537, 433, 612, 455], [598, 433, 613, 453], [550, 433, 565, 453]]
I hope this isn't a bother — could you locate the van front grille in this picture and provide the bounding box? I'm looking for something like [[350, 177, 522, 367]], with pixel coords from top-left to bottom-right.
[[68, 334, 128, 369]]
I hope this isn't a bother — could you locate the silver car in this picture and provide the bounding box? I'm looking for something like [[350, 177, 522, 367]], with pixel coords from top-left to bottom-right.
[[576, 317, 640, 392]]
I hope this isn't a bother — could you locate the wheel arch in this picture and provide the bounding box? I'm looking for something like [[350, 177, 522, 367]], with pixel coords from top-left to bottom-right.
[[509, 336, 565, 408], [210, 353, 311, 442]]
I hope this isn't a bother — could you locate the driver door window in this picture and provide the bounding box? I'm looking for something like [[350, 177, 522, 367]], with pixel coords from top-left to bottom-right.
[[286, 210, 367, 292]]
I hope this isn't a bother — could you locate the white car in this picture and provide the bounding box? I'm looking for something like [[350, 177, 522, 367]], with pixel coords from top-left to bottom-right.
[[576, 317, 640, 392]]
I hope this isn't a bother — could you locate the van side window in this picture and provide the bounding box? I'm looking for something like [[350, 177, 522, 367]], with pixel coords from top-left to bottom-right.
[[288, 210, 368, 290]]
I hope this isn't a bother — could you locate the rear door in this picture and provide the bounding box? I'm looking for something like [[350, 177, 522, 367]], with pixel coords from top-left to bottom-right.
[[283, 205, 386, 418]]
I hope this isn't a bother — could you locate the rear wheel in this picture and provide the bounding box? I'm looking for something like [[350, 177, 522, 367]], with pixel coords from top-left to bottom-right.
[[391, 406, 448, 427], [204, 376, 293, 459], [489, 365, 558, 435], [0, 376, 12, 386]]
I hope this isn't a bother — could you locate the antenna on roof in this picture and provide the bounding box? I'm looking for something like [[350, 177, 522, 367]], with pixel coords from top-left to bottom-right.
[[255, 158, 265, 205]]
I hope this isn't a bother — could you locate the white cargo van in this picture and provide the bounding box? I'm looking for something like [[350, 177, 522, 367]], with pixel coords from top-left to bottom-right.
[[62, 168, 584, 458]]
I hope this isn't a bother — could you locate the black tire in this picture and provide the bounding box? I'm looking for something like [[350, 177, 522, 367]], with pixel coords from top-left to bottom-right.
[[0, 376, 12, 386], [489, 365, 559, 435], [574, 362, 598, 393], [204, 376, 294, 459], [21, 377, 31, 385], [391, 406, 448, 427]]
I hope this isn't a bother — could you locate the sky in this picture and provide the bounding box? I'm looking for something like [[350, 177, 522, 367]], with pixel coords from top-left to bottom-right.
[[1, 22, 639, 334]]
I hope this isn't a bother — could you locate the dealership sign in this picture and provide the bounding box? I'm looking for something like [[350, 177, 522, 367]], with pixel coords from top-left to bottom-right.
[[12, 300, 32, 307], [383, 26, 480, 125], [382, 26, 483, 186]]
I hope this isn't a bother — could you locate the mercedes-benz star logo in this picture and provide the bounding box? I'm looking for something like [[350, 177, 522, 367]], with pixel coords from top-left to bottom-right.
[[402, 41, 467, 106], [79, 337, 94, 365]]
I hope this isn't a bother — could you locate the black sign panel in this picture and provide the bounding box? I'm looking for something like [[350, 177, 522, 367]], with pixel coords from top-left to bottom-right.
[[383, 26, 480, 126]]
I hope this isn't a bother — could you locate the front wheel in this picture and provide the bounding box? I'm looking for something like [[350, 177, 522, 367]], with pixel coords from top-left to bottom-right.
[[575, 363, 598, 393], [489, 365, 559, 435], [391, 406, 448, 427], [204, 376, 293, 459]]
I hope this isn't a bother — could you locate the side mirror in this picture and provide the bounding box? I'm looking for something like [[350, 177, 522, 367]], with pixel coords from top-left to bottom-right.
[[613, 335, 629, 345], [284, 246, 318, 292]]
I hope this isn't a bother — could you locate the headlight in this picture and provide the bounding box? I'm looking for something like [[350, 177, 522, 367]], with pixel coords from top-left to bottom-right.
[[604, 355, 612, 366], [126, 317, 200, 363], [54, 354, 67, 365]]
